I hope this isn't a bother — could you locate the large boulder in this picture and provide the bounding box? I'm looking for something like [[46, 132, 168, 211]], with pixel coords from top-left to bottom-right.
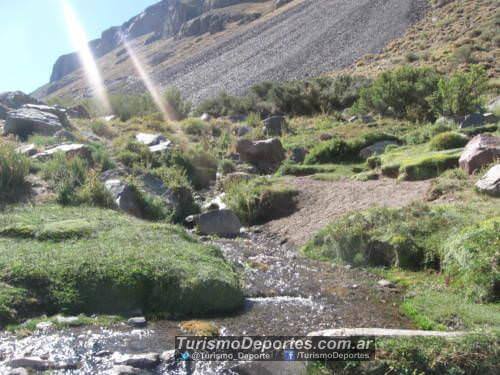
[[0, 91, 41, 109], [263, 116, 285, 136], [104, 179, 143, 217], [32, 144, 92, 162], [4, 108, 64, 137], [459, 134, 500, 174], [359, 141, 399, 159], [236, 138, 286, 172], [475, 164, 500, 197], [23, 104, 70, 128], [197, 209, 241, 237]]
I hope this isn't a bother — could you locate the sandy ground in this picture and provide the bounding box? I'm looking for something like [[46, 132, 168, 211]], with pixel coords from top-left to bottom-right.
[[264, 176, 431, 246]]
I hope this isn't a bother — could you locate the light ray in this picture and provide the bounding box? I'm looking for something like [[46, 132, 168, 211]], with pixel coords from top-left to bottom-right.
[[60, 0, 111, 113]]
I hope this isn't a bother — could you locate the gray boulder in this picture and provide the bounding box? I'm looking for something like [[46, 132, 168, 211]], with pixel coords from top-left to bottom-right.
[[459, 134, 500, 174], [197, 209, 241, 237], [32, 144, 92, 162], [4, 107, 64, 137], [475, 164, 500, 197], [236, 138, 286, 172], [105, 179, 143, 217], [16, 144, 37, 157], [359, 141, 399, 159], [0, 103, 8, 119], [235, 125, 251, 137], [149, 140, 172, 153], [113, 353, 160, 369], [54, 129, 77, 141], [135, 133, 167, 146], [459, 112, 498, 128], [263, 116, 285, 136], [23, 104, 70, 128], [127, 316, 147, 328]]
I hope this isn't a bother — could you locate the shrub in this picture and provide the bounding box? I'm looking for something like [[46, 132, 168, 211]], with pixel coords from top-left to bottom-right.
[[41, 153, 88, 205], [90, 120, 115, 139], [116, 141, 154, 169], [442, 218, 499, 302], [428, 131, 469, 151], [219, 159, 236, 175], [76, 170, 115, 208], [276, 162, 337, 176], [0, 145, 30, 199], [164, 148, 217, 190], [181, 118, 207, 136], [225, 178, 298, 225], [357, 66, 440, 122], [164, 86, 192, 120], [302, 204, 469, 270], [109, 94, 158, 121], [430, 65, 488, 117]]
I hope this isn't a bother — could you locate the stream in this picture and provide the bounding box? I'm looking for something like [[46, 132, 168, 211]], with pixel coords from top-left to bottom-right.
[[0, 230, 410, 374]]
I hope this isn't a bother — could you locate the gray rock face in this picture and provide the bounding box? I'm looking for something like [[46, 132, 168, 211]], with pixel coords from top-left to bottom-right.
[[32, 144, 92, 161], [149, 140, 173, 153], [113, 352, 160, 369], [197, 209, 241, 237], [4, 108, 64, 137], [459, 134, 500, 174], [16, 144, 37, 157], [475, 164, 500, 197], [263, 116, 285, 136], [105, 179, 143, 217], [359, 141, 399, 159], [236, 138, 286, 172], [135, 132, 167, 146]]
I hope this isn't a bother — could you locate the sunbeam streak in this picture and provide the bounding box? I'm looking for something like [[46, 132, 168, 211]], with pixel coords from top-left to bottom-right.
[[60, 0, 111, 113], [119, 34, 176, 122]]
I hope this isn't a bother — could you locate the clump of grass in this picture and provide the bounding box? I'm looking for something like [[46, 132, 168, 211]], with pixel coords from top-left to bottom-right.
[[219, 159, 236, 175], [427, 168, 469, 200], [90, 120, 115, 139], [181, 118, 207, 136], [276, 162, 337, 176], [0, 145, 30, 199], [428, 131, 469, 151], [0, 205, 243, 323], [224, 177, 299, 225]]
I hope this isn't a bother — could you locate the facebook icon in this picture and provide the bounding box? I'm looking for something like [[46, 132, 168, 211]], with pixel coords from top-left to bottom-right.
[[284, 350, 296, 361]]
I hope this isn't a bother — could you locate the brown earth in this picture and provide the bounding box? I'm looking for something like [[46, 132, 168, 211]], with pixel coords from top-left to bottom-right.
[[264, 176, 432, 246]]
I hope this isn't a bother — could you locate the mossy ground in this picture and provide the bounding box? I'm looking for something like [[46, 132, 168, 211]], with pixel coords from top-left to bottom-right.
[[0, 204, 243, 326]]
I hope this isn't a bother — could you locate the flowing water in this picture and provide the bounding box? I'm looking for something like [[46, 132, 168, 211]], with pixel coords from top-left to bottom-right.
[[0, 230, 410, 374]]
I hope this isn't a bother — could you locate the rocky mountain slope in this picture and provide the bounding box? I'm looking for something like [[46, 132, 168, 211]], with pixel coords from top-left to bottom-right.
[[34, 0, 427, 104]]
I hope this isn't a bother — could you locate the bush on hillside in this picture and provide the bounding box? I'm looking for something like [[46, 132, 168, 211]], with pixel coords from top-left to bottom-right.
[[164, 148, 217, 190], [356, 66, 440, 122], [430, 65, 488, 117], [0, 145, 30, 199], [428, 132, 469, 151], [442, 218, 499, 302], [164, 86, 192, 120], [181, 118, 207, 136], [110, 94, 158, 121]]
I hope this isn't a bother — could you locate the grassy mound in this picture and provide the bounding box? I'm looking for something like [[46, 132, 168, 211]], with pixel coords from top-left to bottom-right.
[[378, 144, 462, 180], [0, 205, 243, 325], [224, 177, 299, 225], [428, 131, 469, 151]]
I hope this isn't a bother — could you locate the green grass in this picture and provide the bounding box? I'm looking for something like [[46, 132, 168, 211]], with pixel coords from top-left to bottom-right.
[[224, 177, 299, 225], [276, 163, 337, 176], [428, 131, 469, 151], [0, 144, 30, 200], [379, 144, 462, 180], [0, 205, 243, 325]]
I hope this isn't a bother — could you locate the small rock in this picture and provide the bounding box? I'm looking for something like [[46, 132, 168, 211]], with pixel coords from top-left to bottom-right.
[[475, 164, 500, 197], [347, 115, 358, 123], [200, 113, 211, 122], [32, 144, 92, 162], [149, 141, 172, 153], [104, 179, 142, 217], [135, 133, 166, 146], [361, 115, 375, 124], [114, 353, 160, 369], [16, 144, 37, 157], [54, 129, 77, 141], [160, 350, 175, 362], [377, 279, 394, 288], [235, 125, 251, 137], [35, 321, 53, 330], [95, 350, 113, 357], [236, 138, 286, 172], [203, 193, 227, 211], [127, 317, 147, 328]]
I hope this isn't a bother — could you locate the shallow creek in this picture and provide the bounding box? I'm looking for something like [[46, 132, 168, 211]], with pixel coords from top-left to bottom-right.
[[0, 230, 410, 374]]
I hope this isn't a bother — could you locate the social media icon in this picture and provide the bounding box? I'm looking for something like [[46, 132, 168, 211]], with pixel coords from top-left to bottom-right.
[[284, 350, 296, 361], [181, 351, 190, 361]]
